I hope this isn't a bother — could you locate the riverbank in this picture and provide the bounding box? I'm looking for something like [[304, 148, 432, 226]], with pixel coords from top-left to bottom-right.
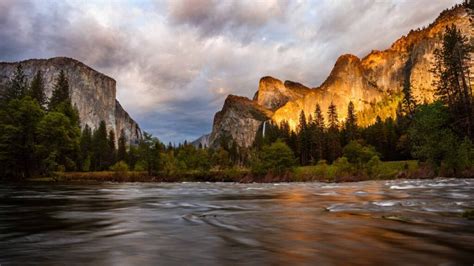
[[20, 160, 472, 183]]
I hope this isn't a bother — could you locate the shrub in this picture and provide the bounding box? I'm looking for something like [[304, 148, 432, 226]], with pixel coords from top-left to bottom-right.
[[315, 160, 329, 179], [333, 156, 352, 177], [110, 161, 129, 172], [366, 155, 382, 178], [110, 161, 129, 180], [133, 160, 146, 171], [343, 141, 378, 166], [252, 139, 296, 175]]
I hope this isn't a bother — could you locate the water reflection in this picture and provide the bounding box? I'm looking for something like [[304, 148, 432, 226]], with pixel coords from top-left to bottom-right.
[[0, 179, 473, 265]]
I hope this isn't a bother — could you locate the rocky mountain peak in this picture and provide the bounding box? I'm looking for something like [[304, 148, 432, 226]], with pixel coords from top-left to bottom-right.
[[209, 94, 272, 148], [254, 76, 312, 111]]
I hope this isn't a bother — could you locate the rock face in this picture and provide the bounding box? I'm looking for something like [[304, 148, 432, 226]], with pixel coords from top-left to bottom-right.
[[253, 76, 311, 111], [0, 57, 142, 144], [206, 4, 473, 148], [191, 134, 210, 148], [209, 95, 273, 148], [274, 5, 473, 129]]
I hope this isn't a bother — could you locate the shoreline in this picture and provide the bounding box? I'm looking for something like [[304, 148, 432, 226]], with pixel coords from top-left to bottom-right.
[[5, 175, 471, 185], [4, 160, 472, 184]]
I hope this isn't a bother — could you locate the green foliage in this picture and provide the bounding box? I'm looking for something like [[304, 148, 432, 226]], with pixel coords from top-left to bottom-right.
[[79, 125, 92, 171], [117, 129, 127, 162], [2, 65, 28, 103], [48, 70, 70, 111], [108, 129, 117, 165], [138, 132, 162, 175], [82, 155, 91, 172], [110, 161, 129, 172], [161, 151, 179, 175], [366, 155, 382, 177], [409, 102, 456, 167], [408, 102, 473, 174], [211, 148, 231, 170], [333, 157, 352, 177], [432, 24, 473, 138], [311, 104, 326, 162], [110, 161, 129, 179], [0, 97, 44, 177], [252, 139, 295, 175], [342, 141, 378, 166], [55, 101, 81, 127], [92, 121, 109, 170], [313, 160, 329, 179], [28, 70, 47, 107], [453, 138, 474, 171], [344, 101, 359, 143], [37, 111, 80, 172], [298, 110, 311, 165]]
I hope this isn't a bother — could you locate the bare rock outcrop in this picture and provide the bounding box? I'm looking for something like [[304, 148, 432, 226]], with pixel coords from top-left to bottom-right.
[[209, 95, 273, 148], [0, 57, 142, 144], [253, 76, 311, 111]]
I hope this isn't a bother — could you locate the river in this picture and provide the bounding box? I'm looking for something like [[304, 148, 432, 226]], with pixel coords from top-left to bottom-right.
[[0, 178, 473, 265]]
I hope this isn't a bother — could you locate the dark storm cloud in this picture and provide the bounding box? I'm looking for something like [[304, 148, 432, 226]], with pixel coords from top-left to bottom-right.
[[0, 0, 460, 143]]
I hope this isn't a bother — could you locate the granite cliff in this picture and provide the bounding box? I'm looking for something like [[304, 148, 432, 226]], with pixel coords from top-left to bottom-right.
[[203, 4, 473, 148], [209, 95, 273, 148], [0, 57, 142, 144]]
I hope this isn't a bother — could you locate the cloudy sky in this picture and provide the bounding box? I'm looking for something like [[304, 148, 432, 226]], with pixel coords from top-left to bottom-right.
[[0, 0, 458, 143]]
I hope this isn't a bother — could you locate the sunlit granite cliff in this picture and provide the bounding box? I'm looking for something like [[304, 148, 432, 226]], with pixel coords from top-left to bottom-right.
[[202, 4, 473, 148], [0, 57, 142, 144]]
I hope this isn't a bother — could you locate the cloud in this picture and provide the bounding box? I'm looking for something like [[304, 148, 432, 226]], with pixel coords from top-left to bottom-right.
[[167, 0, 289, 41], [0, 0, 459, 143]]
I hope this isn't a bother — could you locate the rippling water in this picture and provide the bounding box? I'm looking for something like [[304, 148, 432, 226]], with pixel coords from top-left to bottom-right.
[[0, 178, 473, 265]]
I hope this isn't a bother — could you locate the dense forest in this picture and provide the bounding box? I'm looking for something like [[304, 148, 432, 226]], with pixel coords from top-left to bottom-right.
[[0, 21, 472, 180]]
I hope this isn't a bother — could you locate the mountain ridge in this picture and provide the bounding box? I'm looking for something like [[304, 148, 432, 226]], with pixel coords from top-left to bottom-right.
[[200, 4, 473, 148]]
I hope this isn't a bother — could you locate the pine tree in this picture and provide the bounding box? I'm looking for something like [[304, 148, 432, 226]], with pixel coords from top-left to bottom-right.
[[37, 111, 81, 172], [328, 102, 339, 129], [314, 104, 325, 129], [108, 129, 117, 166], [402, 83, 416, 115], [0, 97, 44, 178], [28, 70, 47, 107], [138, 132, 161, 175], [344, 101, 359, 143], [3, 64, 28, 102], [312, 104, 326, 162], [92, 121, 109, 170], [298, 110, 310, 165], [48, 70, 70, 111], [79, 125, 92, 171], [117, 129, 127, 162], [432, 25, 473, 138], [326, 102, 342, 163]]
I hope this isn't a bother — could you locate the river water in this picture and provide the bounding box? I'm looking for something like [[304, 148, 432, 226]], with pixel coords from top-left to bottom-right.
[[0, 178, 473, 265]]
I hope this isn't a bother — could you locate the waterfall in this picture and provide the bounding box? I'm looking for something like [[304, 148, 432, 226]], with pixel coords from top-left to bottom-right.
[[262, 121, 266, 138]]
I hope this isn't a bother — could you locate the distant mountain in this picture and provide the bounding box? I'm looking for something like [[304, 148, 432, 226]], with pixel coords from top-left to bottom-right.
[[191, 133, 210, 148], [0, 57, 142, 144], [206, 4, 473, 148]]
